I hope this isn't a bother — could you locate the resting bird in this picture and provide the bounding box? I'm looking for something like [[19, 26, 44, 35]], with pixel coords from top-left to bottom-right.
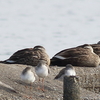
[[20, 67, 35, 89], [51, 45, 100, 67], [0, 45, 50, 66], [35, 60, 50, 91], [78, 41, 100, 57], [21, 67, 35, 88], [54, 64, 76, 81]]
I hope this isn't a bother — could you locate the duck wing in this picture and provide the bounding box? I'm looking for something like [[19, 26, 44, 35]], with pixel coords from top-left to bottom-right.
[[9, 48, 33, 61]]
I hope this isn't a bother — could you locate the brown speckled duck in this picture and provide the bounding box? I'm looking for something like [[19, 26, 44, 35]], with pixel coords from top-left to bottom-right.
[[51, 45, 100, 67], [1, 45, 50, 66], [78, 41, 100, 57]]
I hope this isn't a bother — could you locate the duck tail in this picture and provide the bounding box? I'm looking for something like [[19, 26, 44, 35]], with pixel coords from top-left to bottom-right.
[[0, 60, 15, 64], [0, 61, 3, 63], [50, 58, 64, 66], [50, 58, 56, 66], [0, 60, 7, 63]]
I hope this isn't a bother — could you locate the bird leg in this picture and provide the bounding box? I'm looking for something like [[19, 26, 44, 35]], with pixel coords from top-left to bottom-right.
[[25, 85, 28, 89], [25, 83, 32, 90], [37, 78, 45, 92], [41, 78, 45, 92], [37, 78, 41, 90], [30, 82, 32, 90]]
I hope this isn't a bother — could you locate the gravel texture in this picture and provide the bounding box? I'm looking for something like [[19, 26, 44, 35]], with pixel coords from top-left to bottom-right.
[[0, 63, 100, 100]]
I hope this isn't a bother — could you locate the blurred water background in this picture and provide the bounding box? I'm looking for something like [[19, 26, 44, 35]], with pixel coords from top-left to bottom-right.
[[0, 0, 100, 60]]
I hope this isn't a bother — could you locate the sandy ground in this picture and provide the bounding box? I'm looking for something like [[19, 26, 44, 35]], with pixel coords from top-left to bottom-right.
[[0, 63, 100, 100]]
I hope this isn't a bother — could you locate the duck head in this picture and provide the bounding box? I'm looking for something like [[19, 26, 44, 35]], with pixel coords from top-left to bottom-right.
[[84, 45, 94, 53], [34, 45, 45, 51]]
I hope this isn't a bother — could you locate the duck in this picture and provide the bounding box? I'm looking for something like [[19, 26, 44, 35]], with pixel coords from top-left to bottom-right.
[[78, 41, 100, 57], [35, 60, 50, 91], [0, 45, 50, 66], [54, 64, 76, 81], [50, 45, 100, 67]]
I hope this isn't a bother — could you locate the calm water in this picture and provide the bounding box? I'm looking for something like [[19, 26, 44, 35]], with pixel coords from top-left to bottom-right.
[[0, 0, 100, 60]]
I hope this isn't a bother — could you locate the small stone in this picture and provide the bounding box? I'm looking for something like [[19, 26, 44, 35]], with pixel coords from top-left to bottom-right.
[[57, 98, 60, 100], [53, 87, 56, 91], [84, 98, 88, 100], [46, 96, 50, 99], [39, 94, 45, 97]]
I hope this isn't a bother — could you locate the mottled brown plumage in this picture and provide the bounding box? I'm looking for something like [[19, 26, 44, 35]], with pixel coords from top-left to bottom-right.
[[78, 42, 100, 57], [1, 45, 50, 66], [51, 45, 100, 67]]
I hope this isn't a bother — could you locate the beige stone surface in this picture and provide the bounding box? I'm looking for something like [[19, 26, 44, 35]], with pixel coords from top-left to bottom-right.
[[0, 63, 100, 100]]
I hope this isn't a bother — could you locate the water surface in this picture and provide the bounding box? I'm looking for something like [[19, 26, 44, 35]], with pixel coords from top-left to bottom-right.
[[0, 0, 100, 60]]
